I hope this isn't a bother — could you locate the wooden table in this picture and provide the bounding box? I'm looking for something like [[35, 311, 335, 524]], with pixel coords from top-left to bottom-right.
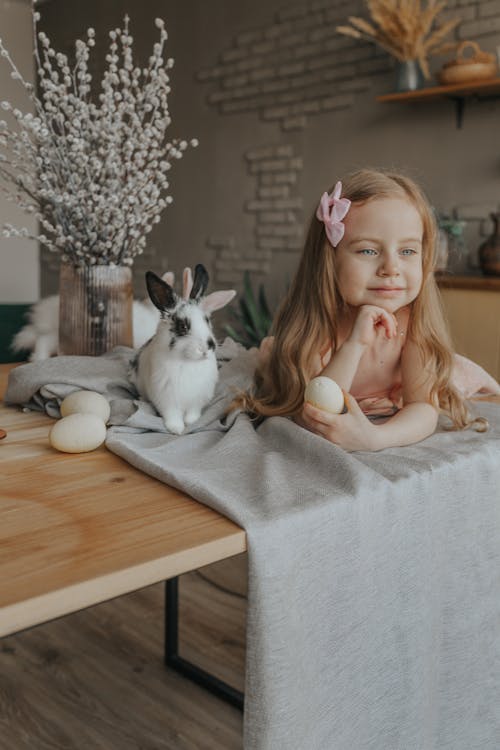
[[0, 363, 247, 640], [2, 362, 497, 710]]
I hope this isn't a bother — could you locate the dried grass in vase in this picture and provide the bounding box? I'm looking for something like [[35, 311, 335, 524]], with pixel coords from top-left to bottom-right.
[[337, 0, 460, 79]]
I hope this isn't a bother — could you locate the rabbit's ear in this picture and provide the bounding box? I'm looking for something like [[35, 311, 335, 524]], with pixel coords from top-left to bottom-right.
[[182, 267, 193, 300], [145, 271, 177, 312], [163, 271, 175, 287], [190, 264, 209, 301], [200, 290, 236, 314]]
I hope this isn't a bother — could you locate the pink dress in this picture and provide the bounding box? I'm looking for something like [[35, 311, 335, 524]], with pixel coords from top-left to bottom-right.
[[259, 304, 500, 417]]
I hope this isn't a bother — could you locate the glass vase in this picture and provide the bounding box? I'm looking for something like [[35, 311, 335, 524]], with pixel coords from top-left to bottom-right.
[[395, 60, 424, 92], [478, 212, 500, 276], [58, 262, 133, 356]]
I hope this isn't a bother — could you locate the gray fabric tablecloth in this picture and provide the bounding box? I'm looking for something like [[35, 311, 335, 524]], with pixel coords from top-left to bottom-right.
[[5, 349, 500, 750]]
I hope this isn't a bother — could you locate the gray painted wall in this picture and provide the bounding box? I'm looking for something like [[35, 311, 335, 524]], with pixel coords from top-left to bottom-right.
[[0, 0, 38, 302], [36, 0, 500, 314]]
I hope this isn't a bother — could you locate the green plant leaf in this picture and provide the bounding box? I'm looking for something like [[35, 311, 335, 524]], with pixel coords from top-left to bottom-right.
[[224, 324, 246, 346], [224, 271, 274, 348], [242, 271, 262, 334], [258, 283, 272, 323]]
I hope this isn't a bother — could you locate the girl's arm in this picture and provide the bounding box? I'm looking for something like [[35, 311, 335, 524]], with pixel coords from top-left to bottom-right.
[[259, 305, 397, 386], [320, 305, 397, 390], [300, 398, 438, 451], [371, 337, 439, 449], [300, 337, 439, 451]]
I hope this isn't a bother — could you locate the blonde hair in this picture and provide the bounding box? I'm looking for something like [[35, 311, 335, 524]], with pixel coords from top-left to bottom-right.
[[236, 168, 476, 430]]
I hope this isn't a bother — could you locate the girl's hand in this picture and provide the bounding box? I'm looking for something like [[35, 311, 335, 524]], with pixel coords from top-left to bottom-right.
[[296, 393, 380, 452], [348, 305, 398, 347]]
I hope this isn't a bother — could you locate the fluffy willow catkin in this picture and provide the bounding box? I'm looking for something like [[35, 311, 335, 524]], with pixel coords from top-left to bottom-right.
[[0, 14, 198, 266]]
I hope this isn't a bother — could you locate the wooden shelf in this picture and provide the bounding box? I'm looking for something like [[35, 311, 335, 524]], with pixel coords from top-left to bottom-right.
[[377, 76, 500, 102], [436, 273, 500, 291], [376, 77, 500, 127]]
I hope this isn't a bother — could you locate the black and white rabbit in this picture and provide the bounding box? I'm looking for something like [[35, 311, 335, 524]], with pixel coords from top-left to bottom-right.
[[130, 264, 235, 434]]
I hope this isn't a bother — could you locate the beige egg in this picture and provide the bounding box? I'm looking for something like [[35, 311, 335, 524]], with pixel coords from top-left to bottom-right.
[[304, 376, 345, 414], [49, 413, 107, 453], [60, 390, 111, 423]]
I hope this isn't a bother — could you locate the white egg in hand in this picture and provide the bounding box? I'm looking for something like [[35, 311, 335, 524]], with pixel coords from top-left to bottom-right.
[[49, 413, 107, 453], [60, 390, 111, 423], [304, 376, 345, 414]]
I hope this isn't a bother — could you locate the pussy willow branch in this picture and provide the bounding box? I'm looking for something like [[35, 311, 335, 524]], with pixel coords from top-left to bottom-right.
[[0, 13, 197, 265]]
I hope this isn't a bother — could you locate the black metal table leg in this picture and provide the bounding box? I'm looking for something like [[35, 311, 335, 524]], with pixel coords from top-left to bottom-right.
[[164, 578, 244, 710]]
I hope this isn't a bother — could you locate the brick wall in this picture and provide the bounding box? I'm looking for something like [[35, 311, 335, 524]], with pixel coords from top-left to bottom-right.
[[210, 144, 303, 286], [197, 1, 382, 133], [196, 0, 500, 287], [198, 0, 500, 132], [37, 0, 500, 303]]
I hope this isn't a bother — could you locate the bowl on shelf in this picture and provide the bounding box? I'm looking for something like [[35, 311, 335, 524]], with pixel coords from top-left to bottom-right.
[[437, 41, 498, 85]]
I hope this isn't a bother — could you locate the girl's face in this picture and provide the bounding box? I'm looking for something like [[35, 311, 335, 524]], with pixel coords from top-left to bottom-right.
[[335, 196, 424, 314]]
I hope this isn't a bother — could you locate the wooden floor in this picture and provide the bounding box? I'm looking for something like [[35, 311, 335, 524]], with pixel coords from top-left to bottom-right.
[[0, 556, 247, 750]]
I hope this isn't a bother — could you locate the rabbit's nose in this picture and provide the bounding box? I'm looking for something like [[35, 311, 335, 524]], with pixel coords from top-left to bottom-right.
[[195, 343, 209, 358], [207, 337, 216, 351]]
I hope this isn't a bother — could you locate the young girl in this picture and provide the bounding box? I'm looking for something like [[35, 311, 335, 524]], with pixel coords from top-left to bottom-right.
[[238, 168, 492, 451]]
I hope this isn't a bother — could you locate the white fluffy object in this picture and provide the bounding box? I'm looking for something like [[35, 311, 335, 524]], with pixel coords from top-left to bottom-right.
[[133, 304, 219, 435], [132, 267, 236, 435], [11, 295, 160, 361]]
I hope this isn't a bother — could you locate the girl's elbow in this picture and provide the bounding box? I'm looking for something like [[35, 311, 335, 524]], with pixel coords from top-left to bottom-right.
[[416, 401, 440, 434], [403, 400, 440, 435]]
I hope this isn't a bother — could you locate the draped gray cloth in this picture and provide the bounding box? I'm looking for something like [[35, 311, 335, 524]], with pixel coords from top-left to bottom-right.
[[5, 349, 500, 750]]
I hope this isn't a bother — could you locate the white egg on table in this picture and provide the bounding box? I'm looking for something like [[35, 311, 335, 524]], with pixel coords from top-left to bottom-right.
[[304, 377, 345, 414], [49, 413, 107, 454], [60, 390, 111, 423]]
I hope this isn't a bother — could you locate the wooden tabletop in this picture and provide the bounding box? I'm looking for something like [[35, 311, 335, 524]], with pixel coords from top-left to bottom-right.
[[0, 363, 246, 638]]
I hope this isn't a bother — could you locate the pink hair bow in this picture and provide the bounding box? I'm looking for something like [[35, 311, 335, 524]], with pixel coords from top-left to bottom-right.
[[316, 181, 351, 247]]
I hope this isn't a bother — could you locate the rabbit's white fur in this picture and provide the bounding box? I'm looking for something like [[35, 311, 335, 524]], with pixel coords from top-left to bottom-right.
[[11, 294, 160, 359], [133, 303, 218, 434], [131, 266, 235, 435], [11, 296, 60, 361], [10, 272, 178, 360]]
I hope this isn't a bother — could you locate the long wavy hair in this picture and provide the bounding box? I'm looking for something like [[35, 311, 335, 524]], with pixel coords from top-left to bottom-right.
[[235, 168, 475, 429]]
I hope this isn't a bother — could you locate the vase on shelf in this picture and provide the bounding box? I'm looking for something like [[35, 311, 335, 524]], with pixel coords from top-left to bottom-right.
[[435, 229, 449, 272], [395, 60, 425, 92], [478, 212, 500, 277], [58, 262, 133, 356]]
